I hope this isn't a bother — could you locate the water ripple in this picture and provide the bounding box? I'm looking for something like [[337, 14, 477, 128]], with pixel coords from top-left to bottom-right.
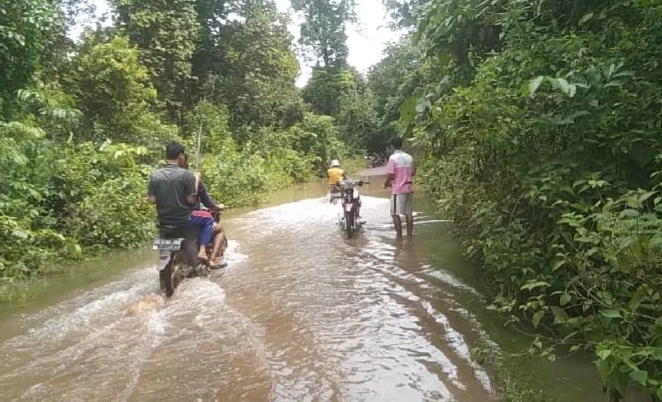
[[0, 195, 497, 402]]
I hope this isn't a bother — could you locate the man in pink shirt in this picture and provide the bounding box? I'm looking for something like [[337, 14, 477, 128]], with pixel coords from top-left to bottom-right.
[[384, 136, 415, 237]]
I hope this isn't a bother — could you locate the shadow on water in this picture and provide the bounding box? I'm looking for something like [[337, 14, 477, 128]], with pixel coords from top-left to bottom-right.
[[0, 175, 623, 402]]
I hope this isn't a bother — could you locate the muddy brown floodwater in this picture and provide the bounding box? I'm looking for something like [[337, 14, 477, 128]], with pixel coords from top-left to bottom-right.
[[0, 179, 608, 402]]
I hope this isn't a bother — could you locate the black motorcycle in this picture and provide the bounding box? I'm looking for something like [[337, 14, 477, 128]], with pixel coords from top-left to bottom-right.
[[153, 209, 226, 298], [336, 179, 368, 238]]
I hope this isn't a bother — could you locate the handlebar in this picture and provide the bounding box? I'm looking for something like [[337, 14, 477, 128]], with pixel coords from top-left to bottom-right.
[[335, 179, 370, 186]]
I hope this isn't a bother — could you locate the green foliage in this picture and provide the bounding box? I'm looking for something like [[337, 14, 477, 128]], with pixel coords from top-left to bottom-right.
[[111, 0, 200, 123], [212, 0, 300, 130], [303, 67, 357, 116], [60, 142, 155, 249], [296, 112, 347, 175], [184, 100, 232, 156], [382, 0, 428, 29], [367, 36, 422, 151], [0, 120, 60, 278], [291, 0, 355, 68], [383, 0, 662, 399], [0, 118, 155, 279], [302, 66, 375, 151], [336, 87, 378, 149], [0, 0, 65, 111], [65, 35, 175, 145], [188, 102, 329, 206], [0, 0, 355, 281], [201, 147, 271, 207]]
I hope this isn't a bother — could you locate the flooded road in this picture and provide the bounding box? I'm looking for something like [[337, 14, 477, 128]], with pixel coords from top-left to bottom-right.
[[0, 182, 599, 401]]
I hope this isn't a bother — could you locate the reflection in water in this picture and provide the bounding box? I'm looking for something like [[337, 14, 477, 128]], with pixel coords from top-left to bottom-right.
[[0, 190, 499, 402]]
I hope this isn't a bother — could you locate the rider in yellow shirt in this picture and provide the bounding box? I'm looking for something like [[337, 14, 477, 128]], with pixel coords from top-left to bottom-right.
[[327, 160, 346, 203], [327, 159, 346, 187]]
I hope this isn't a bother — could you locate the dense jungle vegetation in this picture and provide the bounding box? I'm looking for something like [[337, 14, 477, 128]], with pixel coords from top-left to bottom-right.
[[0, 0, 379, 279], [369, 0, 662, 400]]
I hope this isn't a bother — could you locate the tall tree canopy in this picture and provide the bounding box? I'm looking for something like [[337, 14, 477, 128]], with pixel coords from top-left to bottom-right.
[[110, 0, 200, 125], [0, 0, 66, 112], [210, 0, 300, 130], [291, 0, 355, 68]]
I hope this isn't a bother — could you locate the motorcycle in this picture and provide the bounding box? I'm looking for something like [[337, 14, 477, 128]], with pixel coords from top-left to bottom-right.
[[366, 153, 385, 168], [328, 184, 342, 205], [152, 208, 227, 298], [336, 179, 368, 238]]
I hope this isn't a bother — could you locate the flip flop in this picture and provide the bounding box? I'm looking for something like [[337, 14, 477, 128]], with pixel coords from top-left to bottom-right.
[[209, 258, 227, 269], [210, 261, 228, 269]]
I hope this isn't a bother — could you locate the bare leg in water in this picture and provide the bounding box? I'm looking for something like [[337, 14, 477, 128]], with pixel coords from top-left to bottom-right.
[[405, 214, 413, 238], [392, 214, 403, 238], [209, 224, 227, 266]]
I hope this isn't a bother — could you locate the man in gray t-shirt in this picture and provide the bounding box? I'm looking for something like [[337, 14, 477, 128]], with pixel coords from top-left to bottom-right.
[[148, 162, 197, 226], [147, 142, 201, 266]]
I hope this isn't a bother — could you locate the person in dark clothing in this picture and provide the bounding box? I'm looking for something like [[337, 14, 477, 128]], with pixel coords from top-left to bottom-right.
[[146, 142, 212, 264]]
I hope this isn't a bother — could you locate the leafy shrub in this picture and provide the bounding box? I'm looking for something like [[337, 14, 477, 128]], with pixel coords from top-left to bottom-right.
[[63, 143, 155, 248], [64, 35, 164, 144], [0, 121, 157, 278], [402, 0, 662, 399], [66, 175, 154, 249], [201, 144, 272, 207]]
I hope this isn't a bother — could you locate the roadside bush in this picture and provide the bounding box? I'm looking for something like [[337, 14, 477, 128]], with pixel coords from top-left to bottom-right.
[[0, 120, 158, 278], [296, 112, 348, 175], [201, 146, 272, 207], [405, 0, 662, 399], [63, 143, 155, 249], [193, 105, 339, 206]]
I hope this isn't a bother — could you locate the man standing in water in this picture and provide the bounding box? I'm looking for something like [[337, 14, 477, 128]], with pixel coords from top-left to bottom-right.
[[384, 136, 415, 238]]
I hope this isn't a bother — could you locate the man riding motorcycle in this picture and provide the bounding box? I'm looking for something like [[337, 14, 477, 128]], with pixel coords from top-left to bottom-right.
[[327, 159, 347, 203], [146, 142, 212, 266]]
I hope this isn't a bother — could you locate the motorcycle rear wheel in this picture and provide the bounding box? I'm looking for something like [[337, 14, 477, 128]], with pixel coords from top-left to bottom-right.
[[345, 211, 354, 238], [159, 252, 186, 298]]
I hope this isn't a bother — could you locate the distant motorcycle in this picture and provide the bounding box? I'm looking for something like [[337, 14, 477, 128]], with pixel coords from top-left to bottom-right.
[[152, 209, 227, 298], [336, 179, 368, 238], [366, 153, 385, 168]]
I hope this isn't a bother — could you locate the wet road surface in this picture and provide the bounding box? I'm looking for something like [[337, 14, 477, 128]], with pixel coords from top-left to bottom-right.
[[0, 190, 498, 402]]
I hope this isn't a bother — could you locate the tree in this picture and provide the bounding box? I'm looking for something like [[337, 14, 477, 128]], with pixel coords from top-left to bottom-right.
[[111, 0, 200, 125], [336, 88, 378, 149], [367, 36, 422, 151], [64, 35, 163, 143], [291, 0, 355, 68], [188, 0, 300, 132], [382, 0, 429, 28], [302, 66, 377, 149], [215, 0, 300, 131], [190, 0, 231, 95], [387, 0, 662, 399], [302, 67, 356, 116], [0, 0, 65, 116], [0, 0, 359, 281]]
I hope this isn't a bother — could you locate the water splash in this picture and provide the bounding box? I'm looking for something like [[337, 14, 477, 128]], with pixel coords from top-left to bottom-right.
[[0, 194, 499, 402]]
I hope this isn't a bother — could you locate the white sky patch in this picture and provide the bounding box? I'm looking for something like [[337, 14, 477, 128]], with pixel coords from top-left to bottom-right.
[[68, 0, 404, 87]]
